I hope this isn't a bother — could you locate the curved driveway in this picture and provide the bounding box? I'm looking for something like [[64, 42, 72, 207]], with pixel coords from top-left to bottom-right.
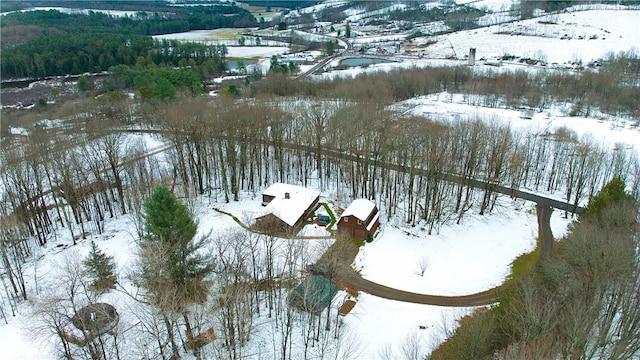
[[318, 205, 554, 307]]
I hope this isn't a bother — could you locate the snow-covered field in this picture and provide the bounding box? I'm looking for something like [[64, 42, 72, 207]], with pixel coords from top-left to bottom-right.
[[1, 4, 639, 360], [392, 93, 640, 151], [419, 9, 640, 64]]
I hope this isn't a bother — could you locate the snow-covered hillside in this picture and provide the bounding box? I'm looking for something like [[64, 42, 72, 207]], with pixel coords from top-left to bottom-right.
[[415, 8, 640, 65]]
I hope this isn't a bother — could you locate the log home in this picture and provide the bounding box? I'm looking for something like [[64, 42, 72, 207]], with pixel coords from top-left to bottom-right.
[[255, 183, 320, 235]]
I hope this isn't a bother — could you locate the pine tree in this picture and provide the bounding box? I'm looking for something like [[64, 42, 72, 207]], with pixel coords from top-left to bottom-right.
[[83, 241, 117, 293], [579, 176, 634, 221], [140, 186, 213, 308], [140, 187, 214, 360]]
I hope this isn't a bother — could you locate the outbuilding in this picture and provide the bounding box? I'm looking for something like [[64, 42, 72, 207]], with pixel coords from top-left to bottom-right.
[[337, 199, 380, 241]]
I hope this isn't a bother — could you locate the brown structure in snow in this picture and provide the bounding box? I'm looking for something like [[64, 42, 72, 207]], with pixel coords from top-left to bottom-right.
[[255, 183, 320, 235], [337, 199, 380, 241]]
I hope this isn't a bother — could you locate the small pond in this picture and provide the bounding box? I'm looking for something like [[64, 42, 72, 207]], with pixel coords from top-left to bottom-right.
[[339, 57, 393, 67], [225, 59, 258, 70]]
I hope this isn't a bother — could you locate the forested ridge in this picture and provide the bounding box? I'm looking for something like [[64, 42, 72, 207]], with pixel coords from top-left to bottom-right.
[[0, 5, 257, 79], [1, 32, 230, 81], [1, 4, 255, 36]]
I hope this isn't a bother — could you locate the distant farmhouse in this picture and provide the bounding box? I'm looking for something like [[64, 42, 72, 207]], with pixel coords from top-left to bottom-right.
[[254, 183, 320, 235], [278, 52, 315, 64], [337, 199, 380, 241]]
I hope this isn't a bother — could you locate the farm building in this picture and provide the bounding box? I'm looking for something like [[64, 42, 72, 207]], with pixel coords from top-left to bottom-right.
[[337, 199, 380, 241], [254, 183, 320, 235]]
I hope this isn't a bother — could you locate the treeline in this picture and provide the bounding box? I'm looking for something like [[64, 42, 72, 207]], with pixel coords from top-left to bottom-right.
[[1, 1, 174, 13], [431, 178, 640, 359], [0, 6, 256, 79], [103, 65, 205, 101], [517, 1, 640, 19], [255, 51, 640, 118], [3, 89, 637, 254], [0, 33, 229, 78], [240, 0, 318, 9], [1, 6, 256, 38], [389, 3, 486, 31]]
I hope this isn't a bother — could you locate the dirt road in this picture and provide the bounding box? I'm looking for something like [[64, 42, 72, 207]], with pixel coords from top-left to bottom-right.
[[319, 205, 554, 307]]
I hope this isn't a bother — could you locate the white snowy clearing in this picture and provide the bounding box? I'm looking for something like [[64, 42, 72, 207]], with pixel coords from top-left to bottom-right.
[[419, 9, 640, 65]]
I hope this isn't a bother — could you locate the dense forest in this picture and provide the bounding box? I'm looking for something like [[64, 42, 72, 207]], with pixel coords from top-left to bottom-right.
[[1, 32, 229, 79], [1, 4, 256, 38], [0, 5, 257, 79]]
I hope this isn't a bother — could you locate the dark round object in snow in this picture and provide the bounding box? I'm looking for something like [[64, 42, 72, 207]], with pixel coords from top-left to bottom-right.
[[71, 303, 119, 334]]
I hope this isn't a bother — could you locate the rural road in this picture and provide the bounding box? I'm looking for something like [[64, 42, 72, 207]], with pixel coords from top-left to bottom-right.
[[108, 128, 563, 307]]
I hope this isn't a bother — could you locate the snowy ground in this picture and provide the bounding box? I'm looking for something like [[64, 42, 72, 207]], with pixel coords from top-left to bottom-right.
[[421, 9, 640, 65], [392, 93, 640, 151], [356, 204, 569, 296], [0, 182, 572, 360]]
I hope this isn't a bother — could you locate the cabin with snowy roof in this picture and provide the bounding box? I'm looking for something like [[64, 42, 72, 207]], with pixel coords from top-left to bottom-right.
[[337, 199, 380, 241], [254, 183, 320, 235]]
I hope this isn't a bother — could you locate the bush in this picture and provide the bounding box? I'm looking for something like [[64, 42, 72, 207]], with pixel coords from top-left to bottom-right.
[[430, 309, 503, 360]]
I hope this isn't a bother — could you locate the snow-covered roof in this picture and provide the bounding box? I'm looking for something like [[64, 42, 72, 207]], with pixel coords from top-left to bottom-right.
[[341, 199, 377, 221], [366, 212, 380, 231], [258, 183, 320, 226]]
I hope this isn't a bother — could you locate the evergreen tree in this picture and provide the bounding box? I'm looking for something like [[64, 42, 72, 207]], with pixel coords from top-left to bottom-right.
[[140, 186, 214, 359], [77, 75, 95, 92], [140, 186, 213, 308], [83, 241, 117, 293], [326, 40, 335, 56], [269, 55, 280, 73], [579, 176, 634, 221]]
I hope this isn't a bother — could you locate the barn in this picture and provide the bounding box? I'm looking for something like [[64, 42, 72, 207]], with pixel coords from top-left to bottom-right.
[[337, 199, 380, 241]]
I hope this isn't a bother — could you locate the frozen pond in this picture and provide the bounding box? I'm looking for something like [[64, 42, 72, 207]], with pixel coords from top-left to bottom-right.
[[339, 57, 394, 67]]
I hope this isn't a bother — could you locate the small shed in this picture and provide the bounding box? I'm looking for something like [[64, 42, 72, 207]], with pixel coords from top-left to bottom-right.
[[337, 199, 380, 241]]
